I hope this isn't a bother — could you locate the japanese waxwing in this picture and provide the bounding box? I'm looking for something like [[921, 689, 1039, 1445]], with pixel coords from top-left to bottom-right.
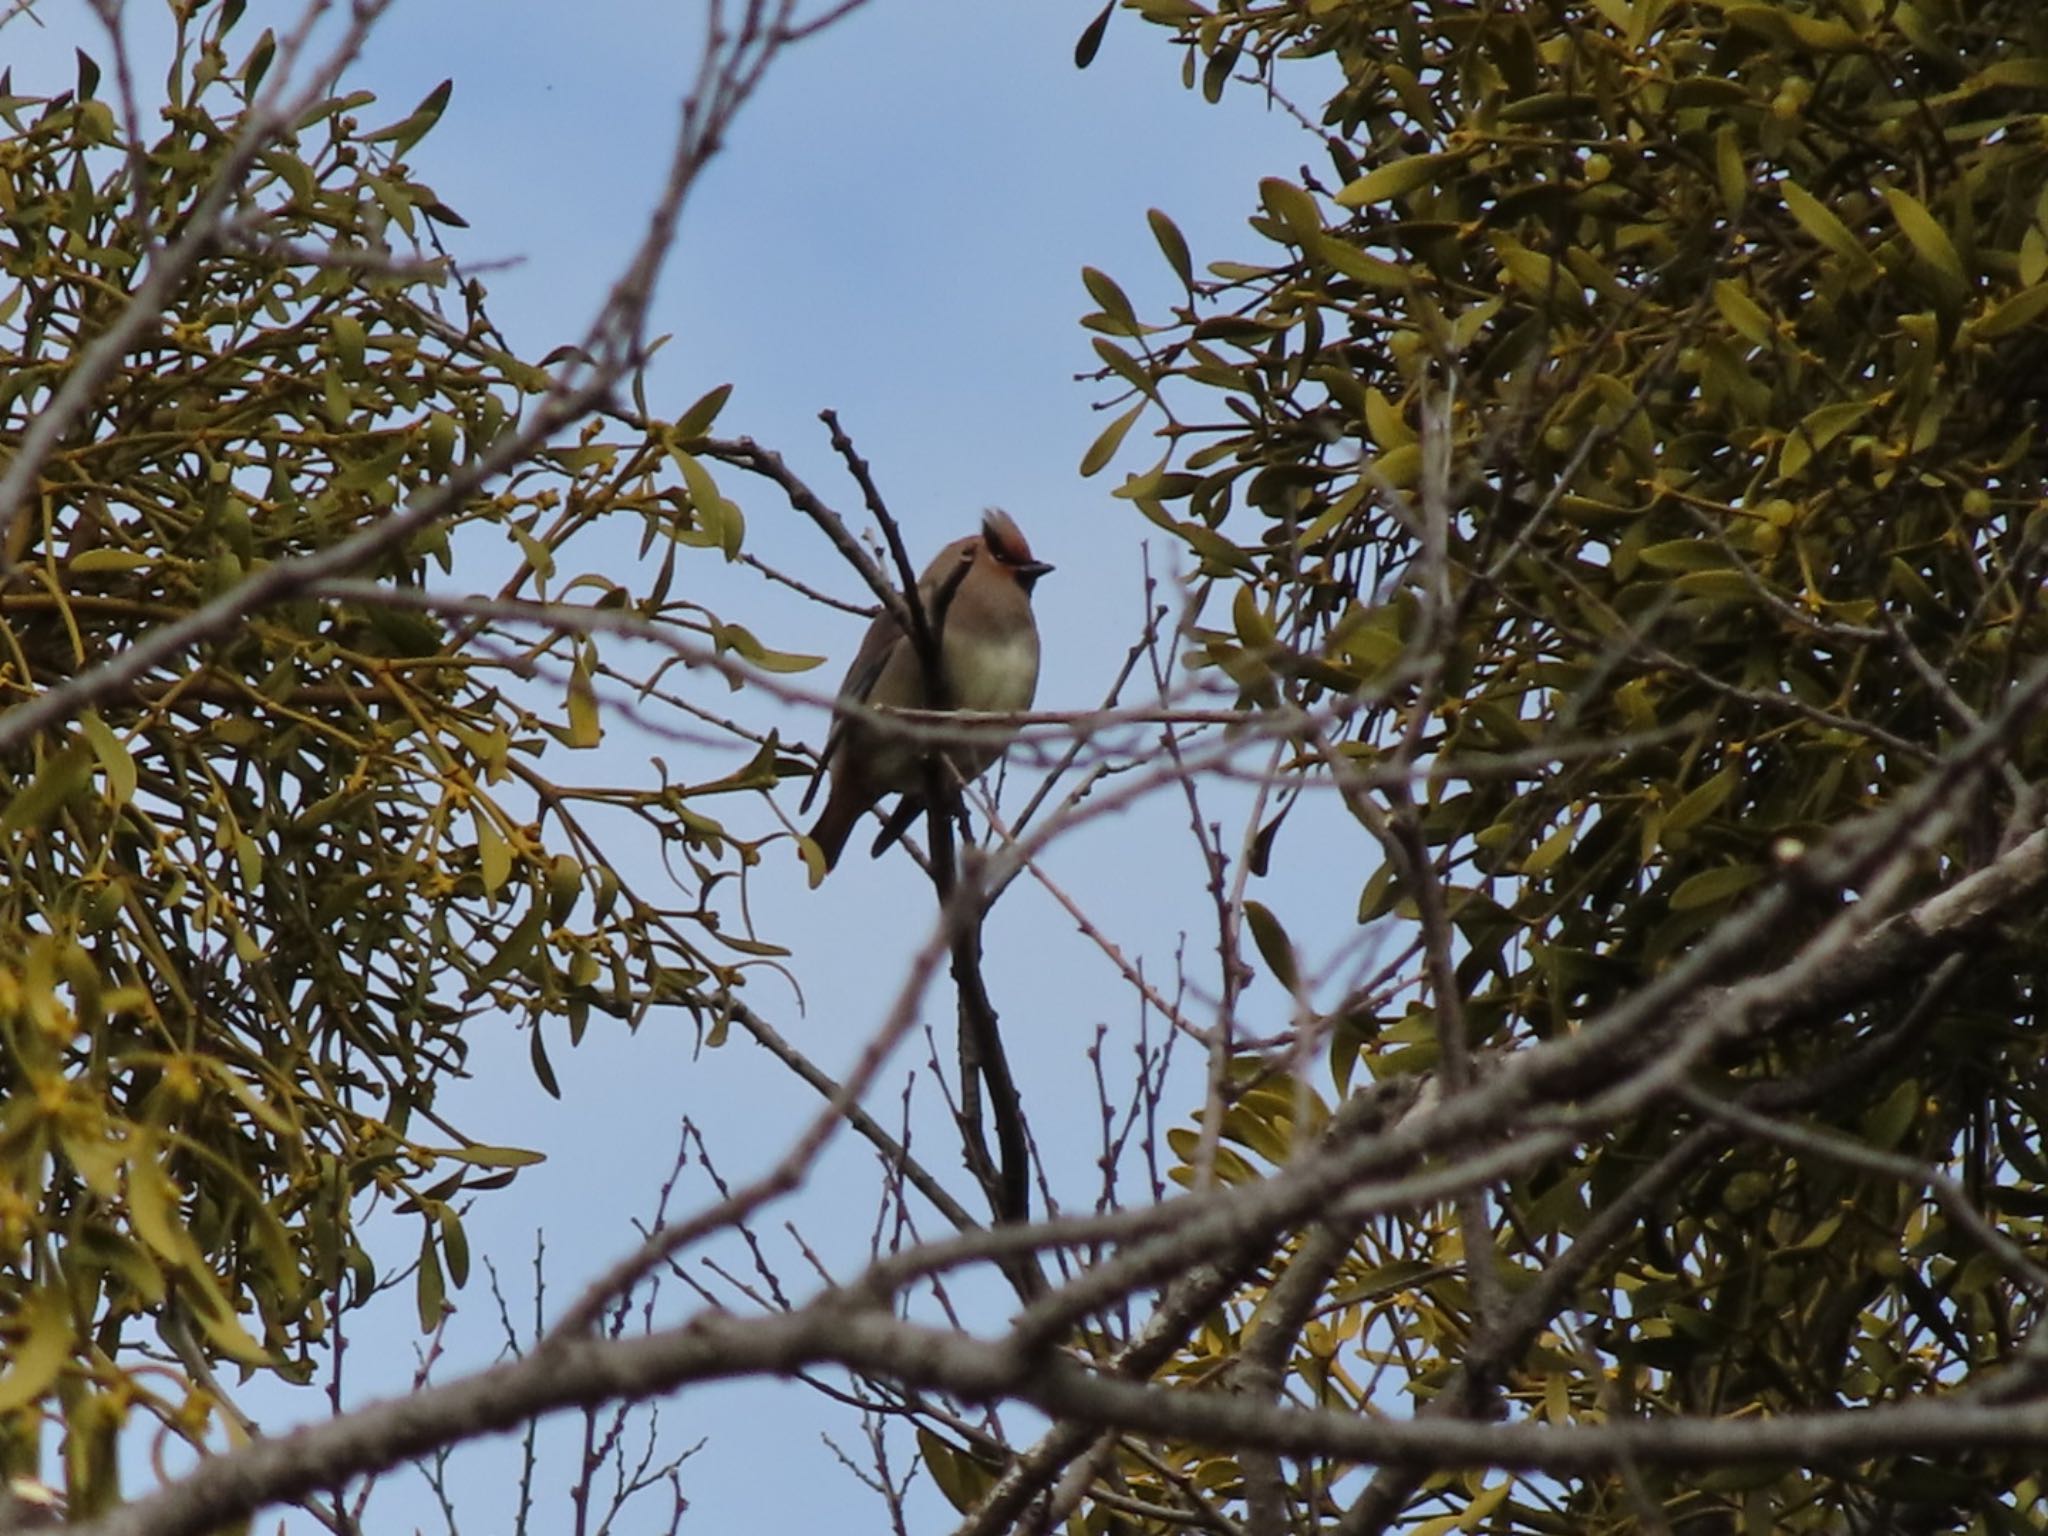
[[803, 509, 1052, 875]]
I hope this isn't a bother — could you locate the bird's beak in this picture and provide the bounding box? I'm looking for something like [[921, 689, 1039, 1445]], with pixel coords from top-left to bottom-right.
[[1016, 558, 1054, 590]]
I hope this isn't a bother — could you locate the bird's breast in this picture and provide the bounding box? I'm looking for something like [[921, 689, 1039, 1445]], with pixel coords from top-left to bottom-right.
[[946, 629, 1040, 714]]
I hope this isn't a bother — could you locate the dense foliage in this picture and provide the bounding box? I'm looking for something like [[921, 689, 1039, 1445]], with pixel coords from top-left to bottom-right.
[[0, 8, 786, 1510], [1065, 0, 2048, 1530]]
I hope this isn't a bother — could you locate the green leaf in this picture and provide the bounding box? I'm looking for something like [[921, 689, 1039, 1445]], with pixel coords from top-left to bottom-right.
[[1714, 122, 1746, 218], [1259, 177, 1323, 240], [1713, 280, 1774, 347], [1863, 1078, 1921, 1151], [439, 1206, 471, 1289], [184, 1270, 272, 1365], [1370, 442, 1422, 489], [243, 27, 276, 93], [1364, 386, 1413, 448], [294, 88, 376, 132], [78, 711, 134, 809], [673, 381, 733, 440], [1661, 767, 1739, 839], [128, 1156, 196, 1267], [1081, 265, 1139, 330], [438, 1143, 547, 1169], [1781, 180, 1876, 277], [529, 1017, 561, 1098], [416, 1227, 446, 1330], [1148, 207, 1193, 289], [0, 743, 93, 837], [1669, 863, 1765, 912], [1073, 0, 1112, 68], [1724, 4, 1861, 50], [1243, 900, 1299, 991], [1782, 399, 1874, 478], [1310, 233, 1409, 290], [1974, 282, 2048, 341], [1673, 569, 1759, 603], [715, 621, 822, 674], [566, 651, 602, 748], [1080, 401, 1146, 477], [0, 1291, 71, 1412], [1201, 41, 1237, 103], [1951, 56, 2048, 96], [1232, 583, 1277, 650], [478, 905, 546, 987], [1637, 539, 1731, 572], [1884, 186, 1967, 297], [366, 78, 453, 157], [1494, 236, 1581, 308], [1334, 154, 1454, 210], [1522, 817, 1577, 876], [474, 810, 511, 896], [669, 447, 744, 556], [918, 1427, 994, 1513]]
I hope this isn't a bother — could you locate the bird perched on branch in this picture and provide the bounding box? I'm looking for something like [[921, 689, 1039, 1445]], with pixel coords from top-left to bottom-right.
[[803, 509, 1052, 876]]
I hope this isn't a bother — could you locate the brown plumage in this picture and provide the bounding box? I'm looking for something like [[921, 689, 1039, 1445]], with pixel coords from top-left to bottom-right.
[[804, 509, 1052, 875]]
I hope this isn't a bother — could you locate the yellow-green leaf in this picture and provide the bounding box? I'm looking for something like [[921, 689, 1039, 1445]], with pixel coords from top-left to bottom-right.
[[66, 548, 151, 576], [365, 77, 452, 156], [1148, 208, 1194, 289], [1714, 122, 1746, 218], [1080, 401, 1145, 477], [1662, 767, 1739, 839], [1782, 399, 1874, 479], [474, 809, 510, 896], [436, 1143, 546, 1169], [1081, 266, 1139, 329], [127, 1157, 196, 1266], [1862, 1077, 1921, 1151], [184, 1272, 273, 1366], [1781, 180, 1876, 276], [78, 711, 135, 809], [0, 743, 93, 837], [416, 1229, 447, 1330], [673, 382, 733, 440], [0, 1291, 72, 1412], [1522, 817, 1577, 876], [1370, 442, 1422, 488], [1232, 583, 1277, 650], [1364, 386, 1413, 448], [1243, 900, 1299, 991], [1975, 282, 2048, 341], [1713, 280, 1774, 347], [566, 652, 601, 748], [1884, 186, 1967, 296], [1724, 4, 1861, 49], [1335, 153, 1456, 209], [1669, 863, 1765, 912], [1638, 539, 1729, 573], [1674, 569, 1759, 603], [1311, 234, 1409, 290], [1259, 177, 1323, 239]]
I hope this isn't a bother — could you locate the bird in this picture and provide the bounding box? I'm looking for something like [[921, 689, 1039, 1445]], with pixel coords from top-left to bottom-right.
[[803, 509, 1052, 876]]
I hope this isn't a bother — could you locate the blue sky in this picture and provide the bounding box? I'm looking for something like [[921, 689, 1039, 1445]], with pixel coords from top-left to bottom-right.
[[10, 2, 1361, 1528]]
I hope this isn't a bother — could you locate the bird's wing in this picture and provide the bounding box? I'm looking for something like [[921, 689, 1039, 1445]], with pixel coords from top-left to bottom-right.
[[799, 606, 905, 813], [838, 608, 906, 710]]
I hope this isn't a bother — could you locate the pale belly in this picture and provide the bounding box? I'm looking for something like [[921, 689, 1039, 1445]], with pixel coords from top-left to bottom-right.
[[947, 630, 1040, 714]]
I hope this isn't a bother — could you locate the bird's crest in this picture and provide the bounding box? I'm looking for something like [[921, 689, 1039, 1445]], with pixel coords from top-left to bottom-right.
[[980, 507, 1035, 568]]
